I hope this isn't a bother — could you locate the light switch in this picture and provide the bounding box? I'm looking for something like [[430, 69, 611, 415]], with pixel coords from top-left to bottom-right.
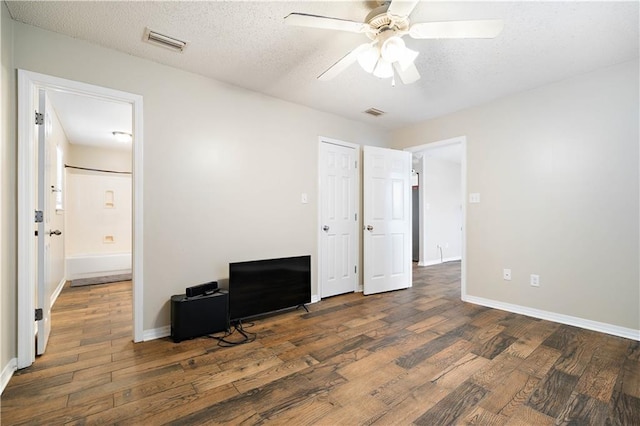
[[469, 193, 481, 203]]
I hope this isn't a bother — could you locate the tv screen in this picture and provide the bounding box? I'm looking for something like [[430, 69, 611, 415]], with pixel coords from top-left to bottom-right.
[[228, 255, 311, 322]]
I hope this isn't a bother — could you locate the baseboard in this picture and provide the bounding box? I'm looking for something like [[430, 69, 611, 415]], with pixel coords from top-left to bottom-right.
[[1, 358, 17, 395], [50, 277, 66, 307], [311, 295, 320, 303], [464, 295, 640, 341], [66, 253, 132, 280], [143, 326, 171, 342], [420, 256, 462, 267]]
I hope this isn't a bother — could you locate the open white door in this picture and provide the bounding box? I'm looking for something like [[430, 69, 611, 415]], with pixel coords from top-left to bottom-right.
[[319, 140, 358, 298], [36, 89, 52, 355], [363, 146, 412, 295]]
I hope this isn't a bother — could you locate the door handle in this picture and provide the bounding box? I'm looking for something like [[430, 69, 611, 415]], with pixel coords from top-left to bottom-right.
[[48, 229, 62, 236], [322, 225, 330, 232], [366, 225, 374, 231]]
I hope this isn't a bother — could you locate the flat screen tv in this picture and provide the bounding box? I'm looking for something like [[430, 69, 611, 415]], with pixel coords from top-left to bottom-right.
[[228, 255, 311, 322]]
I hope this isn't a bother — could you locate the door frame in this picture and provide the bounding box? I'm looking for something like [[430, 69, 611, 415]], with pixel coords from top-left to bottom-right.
[[404, 136, 467, 299], [317, 137, 360, 300], [17, 70, 144, 368]]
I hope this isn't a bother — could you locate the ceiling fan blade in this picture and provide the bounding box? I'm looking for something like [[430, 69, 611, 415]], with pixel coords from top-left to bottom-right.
[[318, 44, 371, 81], [409, 19, 504, 39], [387, 0, 421, 18], [285, 13, 369, 33], [393, 62, 420, 85]]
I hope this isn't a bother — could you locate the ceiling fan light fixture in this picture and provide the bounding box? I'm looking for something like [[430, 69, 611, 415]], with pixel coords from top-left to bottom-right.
[[373, 58, 394, 79], [112, 131, 132, 143], [397, 47, 419, 71], [357, 44, 379, 73], [380, 36, 406, 63]]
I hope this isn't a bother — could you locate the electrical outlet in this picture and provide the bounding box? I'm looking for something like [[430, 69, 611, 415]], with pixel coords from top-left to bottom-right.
[[503, 269, 512, 281], [530, 274, 540, 287]]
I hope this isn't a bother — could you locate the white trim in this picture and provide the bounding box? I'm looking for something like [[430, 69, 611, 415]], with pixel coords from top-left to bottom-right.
[[404, 136, 467, 299], [50, 277, 66, 308], [143, 326, 171, 341], [1, 358, 17, 395], [17, 71, 37, 368], [317, 137, 361, 299], [403, 136, 466, 154], [132, 95, 144, 343], [464, 295, 640, 341], [17, 70, 144, 369], [311, 295, 321, 303]]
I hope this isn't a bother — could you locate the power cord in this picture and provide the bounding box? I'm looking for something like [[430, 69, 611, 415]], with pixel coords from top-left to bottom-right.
[[207, 320, 256, 347]]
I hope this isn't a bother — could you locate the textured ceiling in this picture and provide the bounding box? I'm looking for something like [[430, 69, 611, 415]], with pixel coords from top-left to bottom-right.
[[6, 1, 639, 131]]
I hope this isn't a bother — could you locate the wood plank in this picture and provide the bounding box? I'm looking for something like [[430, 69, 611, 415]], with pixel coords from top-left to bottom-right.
[[504, 405, 555, 425], [429, 352, 490, 390], [526, 368, 580, 417], [395, 332, 462, 369], [574, 344, 622, 402], [479, 369, 540, 417], [555, 392, 610, 425], [610, 390, 640, 425], [618, 357, 640, 399], [413, 380, 489, 425], [232, 354, 318, 394], [472, 332, 518, 360], [517, 344, 562, 379], [370, 381, 447, 425], [463, 405, 509, 425]]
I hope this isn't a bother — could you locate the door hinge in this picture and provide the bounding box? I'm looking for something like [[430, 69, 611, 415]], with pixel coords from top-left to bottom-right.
[[35, 308, 43, 321], [34, 210, 44, 223], [355, 213, 357, 221], [354, 265, 357, 274], [35, 111, 44, 126], [355, 160, 358, 169]]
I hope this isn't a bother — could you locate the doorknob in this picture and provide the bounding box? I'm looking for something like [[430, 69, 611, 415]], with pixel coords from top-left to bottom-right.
[[48, 229, 62, 236], [322, 225, 330, 232], [366, 225, 374, 231]]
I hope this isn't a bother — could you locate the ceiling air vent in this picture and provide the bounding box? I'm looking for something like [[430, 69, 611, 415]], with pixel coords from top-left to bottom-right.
[[364, 108, 385, 117], [143, 28, 188, 52]]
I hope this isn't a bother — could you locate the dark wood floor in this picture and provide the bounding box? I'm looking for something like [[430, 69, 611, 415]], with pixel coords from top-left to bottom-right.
[[2, 262, 639, 425]]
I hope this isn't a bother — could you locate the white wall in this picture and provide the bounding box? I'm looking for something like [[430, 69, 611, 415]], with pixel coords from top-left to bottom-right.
[[66, 170, 132, 257], [393, 60, 640, 334], [11, 22, 390, 333], [421, 156, 462, 265], [1, 0, 16, 392], [65, 145, 132, 279], [67, 144, 132, 173]]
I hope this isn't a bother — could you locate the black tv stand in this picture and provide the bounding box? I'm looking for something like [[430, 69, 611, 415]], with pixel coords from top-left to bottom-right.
[[297, 304, 309, 313], [171, 290, 229, 342]]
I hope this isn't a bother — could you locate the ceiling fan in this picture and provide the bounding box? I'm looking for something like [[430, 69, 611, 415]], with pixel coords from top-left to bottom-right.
[[284, 0, 504, 85]]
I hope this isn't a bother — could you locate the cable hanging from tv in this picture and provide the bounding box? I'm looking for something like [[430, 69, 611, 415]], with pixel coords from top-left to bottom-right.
[[208, 320, 257, 347]]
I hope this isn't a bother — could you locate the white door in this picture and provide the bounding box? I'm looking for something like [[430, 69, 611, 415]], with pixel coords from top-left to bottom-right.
[[319, 141, 358, 298], [363, 146, 412, 295], [36, 89, 54, 355]]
